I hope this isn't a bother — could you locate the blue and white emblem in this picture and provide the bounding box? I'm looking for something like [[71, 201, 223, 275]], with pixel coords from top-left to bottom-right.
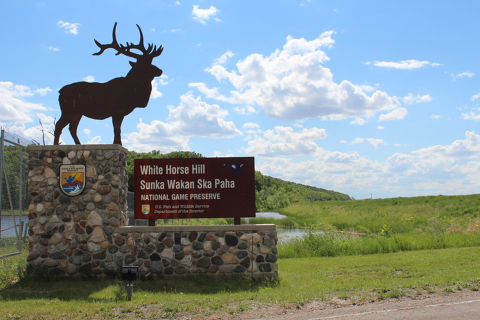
[[60, 165, 86, 196]]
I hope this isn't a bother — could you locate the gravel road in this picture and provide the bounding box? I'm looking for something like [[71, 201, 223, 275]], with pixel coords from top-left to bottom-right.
[[177, 290, 480, 320]]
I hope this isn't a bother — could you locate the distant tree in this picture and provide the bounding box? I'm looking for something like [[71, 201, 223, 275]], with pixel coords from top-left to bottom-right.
[[1, 145, 29, 212]]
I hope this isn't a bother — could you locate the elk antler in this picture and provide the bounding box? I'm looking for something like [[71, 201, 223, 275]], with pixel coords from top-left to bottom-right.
[[93, 22, 163, 62]]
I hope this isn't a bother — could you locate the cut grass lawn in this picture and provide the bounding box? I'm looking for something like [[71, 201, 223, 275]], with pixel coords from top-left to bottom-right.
[[1, 246, 480, 319]]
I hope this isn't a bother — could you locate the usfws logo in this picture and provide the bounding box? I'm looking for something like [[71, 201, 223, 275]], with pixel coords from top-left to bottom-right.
[[60, 165, 86, 196], [142, 205, 150, 215]]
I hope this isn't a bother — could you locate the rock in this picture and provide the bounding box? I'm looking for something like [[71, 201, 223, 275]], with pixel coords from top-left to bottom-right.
[[87, 211, 102, 227], [89, 227, 106, 243], [161, 249, 174, 260], [266, 253, 277, 263], [197, 257, 211, 269], [87, 242, 101, 252], [225, 234, 239, 246], [218, 265, 234, 273], [203, 241, 213, 251], [86, 166, 96, 178], [180, 238, 191, 246], [211, 256, 224, 266], [182, 246, 193, 255], [259, 263, 272, 272], [44, 167, 56, 179], [151, 261, 163, 274], [115, 236, 125, 246], [240, 234, 261, 244], [38, 216, 48, 225], [222, 253, 238, 264]]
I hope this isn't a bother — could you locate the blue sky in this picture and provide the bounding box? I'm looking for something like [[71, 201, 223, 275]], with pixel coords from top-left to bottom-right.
[[1, 0, 479, 199]]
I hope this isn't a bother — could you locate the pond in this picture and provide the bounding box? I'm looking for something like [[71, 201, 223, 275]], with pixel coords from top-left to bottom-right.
[[253, 212, 323, 242], [0, 216, 26, 237]]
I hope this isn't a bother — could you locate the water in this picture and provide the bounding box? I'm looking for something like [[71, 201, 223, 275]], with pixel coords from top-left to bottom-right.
[[255, 212, 288, 219], [276, 227, 325, 243], [0, 216, 25, 237], [252, 212, 320, 242]]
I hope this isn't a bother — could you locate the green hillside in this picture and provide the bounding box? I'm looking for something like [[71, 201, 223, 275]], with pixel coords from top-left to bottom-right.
[[126, 150, 351, 211]]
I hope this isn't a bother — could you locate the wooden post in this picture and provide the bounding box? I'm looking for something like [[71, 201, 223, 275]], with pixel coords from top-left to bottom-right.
[[149, 219, 156, 226]]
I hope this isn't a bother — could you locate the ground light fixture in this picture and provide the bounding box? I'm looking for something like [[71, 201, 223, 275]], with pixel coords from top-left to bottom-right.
[[121, 265, 139, 301]]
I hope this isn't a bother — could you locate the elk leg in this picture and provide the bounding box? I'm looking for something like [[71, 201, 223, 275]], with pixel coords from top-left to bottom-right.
[[68, 114, 83, 144], [54, 115, 69, 145], [112, 116, 124, 145]]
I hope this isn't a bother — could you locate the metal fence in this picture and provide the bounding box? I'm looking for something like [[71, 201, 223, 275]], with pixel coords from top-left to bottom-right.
[[0, 128, 38, 258]]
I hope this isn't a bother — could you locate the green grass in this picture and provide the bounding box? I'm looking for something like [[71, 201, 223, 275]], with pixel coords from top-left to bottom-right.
[[2, 194, 480, 318], [278, 231, 480, 258], [2, 247, 480, 318], [274, 194, 480, 234]]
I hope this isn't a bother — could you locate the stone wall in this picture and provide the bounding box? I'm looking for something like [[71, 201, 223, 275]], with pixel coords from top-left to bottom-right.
[[26, 145, 277, 278]]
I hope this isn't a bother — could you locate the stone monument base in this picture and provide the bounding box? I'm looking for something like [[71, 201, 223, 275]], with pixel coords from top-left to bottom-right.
[[26, 145, 277, 279]]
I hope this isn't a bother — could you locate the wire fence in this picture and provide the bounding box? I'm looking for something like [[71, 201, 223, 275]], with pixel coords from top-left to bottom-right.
[[0, 128, 38, 258]]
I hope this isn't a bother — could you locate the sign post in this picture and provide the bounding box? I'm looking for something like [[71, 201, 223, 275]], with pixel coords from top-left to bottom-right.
[[134, 157, 255, 224]]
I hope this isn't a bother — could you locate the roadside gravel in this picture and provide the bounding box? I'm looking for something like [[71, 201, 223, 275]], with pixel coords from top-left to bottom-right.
[[172, 289, 480, 320]]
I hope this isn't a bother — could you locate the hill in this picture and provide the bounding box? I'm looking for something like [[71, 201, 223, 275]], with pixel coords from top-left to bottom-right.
[[126, 150, 351, 212]]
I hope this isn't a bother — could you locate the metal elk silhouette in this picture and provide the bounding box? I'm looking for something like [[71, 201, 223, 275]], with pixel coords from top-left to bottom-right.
[[53, 22, 163, 145]]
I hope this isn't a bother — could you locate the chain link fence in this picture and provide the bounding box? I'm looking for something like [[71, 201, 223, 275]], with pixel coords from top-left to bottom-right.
[[0, 128, 38, 258]]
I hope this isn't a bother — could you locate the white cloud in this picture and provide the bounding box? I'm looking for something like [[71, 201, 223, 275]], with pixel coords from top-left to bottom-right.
[[350, 118, 366, 125], [48, 46, 59, 52], [35, 87, 52, 96], [243, 122, 260, 129], [214, 51, 234, 65], [125, 92, 241, 151], [349, 137, 386, 149], [192, 5, 220, 24], [255, 131, 480, 199], [461, 112, 480, 121], [83, 75, 95, 82], [234, 105, 258, 115], [366, 138, 386, 149], [168, 92, 241, 138], [192, 31, 399, 121], [402, 93, 432, 105], [350, 138, 364, 145], [87, 136, 101, 144], [150, 78, 166, 99], [83, 128, 91, 135], [456, 72, 475, 78], [246, 126, 326, 157], [379, 107, 408, 121], [125, 119, 189, 152], [431, 114, 441, 119], [368, 59, 439, 70], [413, 131, 480, 159], [472, 93, 480, 101], [58, 20, 80, 35], [0, 81, 46, 126], [37, 113, 54, 123]]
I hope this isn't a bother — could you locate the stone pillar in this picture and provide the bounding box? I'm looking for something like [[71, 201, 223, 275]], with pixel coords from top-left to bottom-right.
[[26, 145, 129, 277]]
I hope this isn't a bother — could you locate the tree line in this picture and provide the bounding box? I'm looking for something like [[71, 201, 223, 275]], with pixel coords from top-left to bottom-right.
[[1, 148, 350, 214], [126, 150, 351, 212]]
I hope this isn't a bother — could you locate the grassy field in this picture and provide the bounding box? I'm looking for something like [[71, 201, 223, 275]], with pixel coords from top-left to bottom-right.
[[1, 247, 480, 319], [1, 194, 480, 319]]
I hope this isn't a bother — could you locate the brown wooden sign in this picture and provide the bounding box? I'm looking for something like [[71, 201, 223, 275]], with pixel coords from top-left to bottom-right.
[[134, 157, 255, 220]]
